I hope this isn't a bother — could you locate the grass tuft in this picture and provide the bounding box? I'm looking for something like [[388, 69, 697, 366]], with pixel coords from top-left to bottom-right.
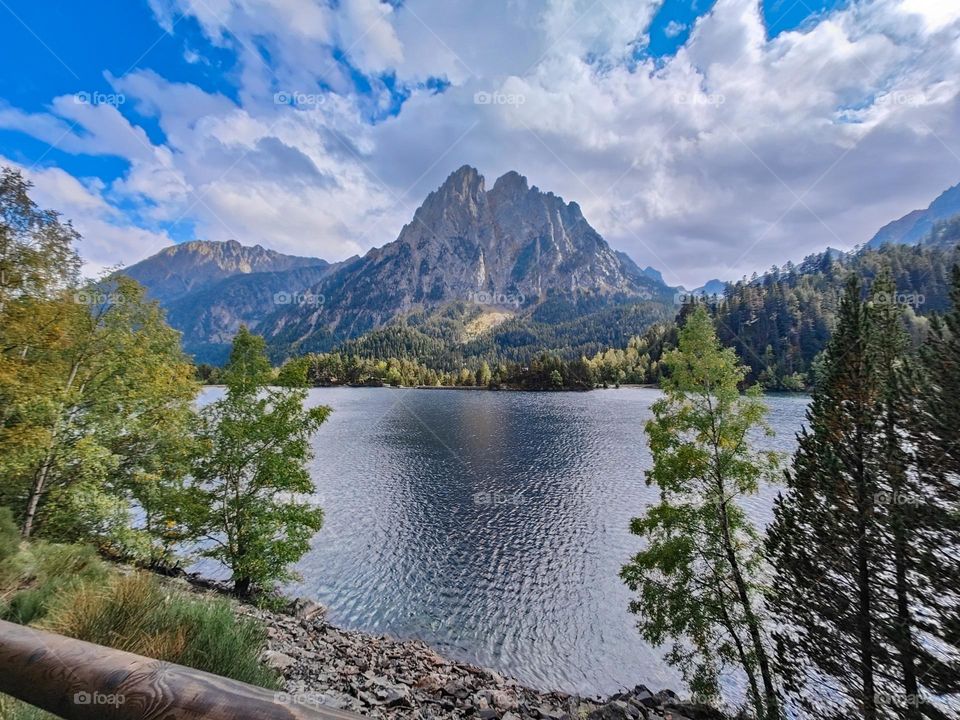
[[0, 540, 280, 717]]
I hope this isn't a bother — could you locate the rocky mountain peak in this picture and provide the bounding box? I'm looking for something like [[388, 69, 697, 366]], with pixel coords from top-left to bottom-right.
[[439, 165, 485, 201], [122, 239, 326, 304], [867, 179, 960, 248], [491, 170, 530, 198]]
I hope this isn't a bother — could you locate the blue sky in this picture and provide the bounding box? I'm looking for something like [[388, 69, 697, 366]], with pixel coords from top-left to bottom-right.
[[0, 0, 957, 286]]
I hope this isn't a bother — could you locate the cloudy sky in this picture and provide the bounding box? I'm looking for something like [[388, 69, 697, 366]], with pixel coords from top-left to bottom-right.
[[1, 0, 958, 287]]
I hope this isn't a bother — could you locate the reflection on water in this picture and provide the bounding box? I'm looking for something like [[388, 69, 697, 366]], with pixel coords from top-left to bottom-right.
[[199, 386, 809, 696]]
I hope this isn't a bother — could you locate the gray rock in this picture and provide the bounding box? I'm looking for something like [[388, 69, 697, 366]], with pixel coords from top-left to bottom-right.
[[491, 690, 519, 711], [262, 650, 296, 671], [382, 686, 410, 707], [537, 706, 566, 720], [634, 690, 657, 708], [662, 704, 724, 720], [288, 596, 326, 621], [588, 700, 640, 720]]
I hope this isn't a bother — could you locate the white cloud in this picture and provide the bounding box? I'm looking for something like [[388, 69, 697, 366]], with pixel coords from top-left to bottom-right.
[[664, 20, 686, 38], [0, 157, 173, 277], [2, 0, 959, 287]]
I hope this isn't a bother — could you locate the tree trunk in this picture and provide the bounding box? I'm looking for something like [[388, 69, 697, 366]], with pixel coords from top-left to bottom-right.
[[714, 575, 764, 719], [719, 510, 779, 720], [234, 576, 251, 598], [21, 358, 81, 538], [885, 392, 920, 719], [892, 508, 920, 718], [20, 454, 52, 538], [855, 422, 877, 720], [857, 533, 877, 720]]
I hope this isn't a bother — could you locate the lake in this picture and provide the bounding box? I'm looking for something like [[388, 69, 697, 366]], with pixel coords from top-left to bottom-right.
[[198, 386, 810, 698]]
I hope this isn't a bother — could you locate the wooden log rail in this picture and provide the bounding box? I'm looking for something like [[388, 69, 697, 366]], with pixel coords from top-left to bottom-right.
[[0, 619, 365, 719]]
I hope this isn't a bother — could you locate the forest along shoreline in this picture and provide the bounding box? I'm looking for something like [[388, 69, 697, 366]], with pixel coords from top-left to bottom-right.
[[173, 571, 726, 720]]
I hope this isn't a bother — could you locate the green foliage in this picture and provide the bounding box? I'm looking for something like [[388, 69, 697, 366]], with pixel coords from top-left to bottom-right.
[[0, 171, 198, 562], [0, 541, 108, 625], [621, 306, 780, 718], [476, 361, 492, 387], [0, 506, 18, 562], [0, 167, 81, 310], [222, 326, 273, 392], [276, 354, 310, 387], [44, 571, 278, 688], [184, 330, 330, 596], [714, 244, 958, 389], [195, 363, 223, 384]]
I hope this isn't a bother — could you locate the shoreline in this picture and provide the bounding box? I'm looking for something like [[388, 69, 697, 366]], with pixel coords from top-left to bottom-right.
[[170, 573, 724, 720], [201, 382, 808, 396]]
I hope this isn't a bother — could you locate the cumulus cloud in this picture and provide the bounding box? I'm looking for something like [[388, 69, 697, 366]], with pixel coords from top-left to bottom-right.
[[664, 21, 686, 38], [2, 0, 959, 286], [0, 157, 174, 277]]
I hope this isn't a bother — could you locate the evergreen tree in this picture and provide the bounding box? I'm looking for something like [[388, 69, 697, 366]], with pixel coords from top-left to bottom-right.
[[621, 306, 780, 719], [769, 271, 960, 719], [767, 276, 886, 719], [901, 265, 960, 717], [870, 269, 923, 719]]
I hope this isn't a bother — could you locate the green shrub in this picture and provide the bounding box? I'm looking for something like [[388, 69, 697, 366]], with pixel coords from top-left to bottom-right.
[[44, 572, 278, 688], [0, 542, 108, 624], [0, 507, 19, 562]]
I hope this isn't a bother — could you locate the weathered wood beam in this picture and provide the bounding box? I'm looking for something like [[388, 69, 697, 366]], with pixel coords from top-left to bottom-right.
[[0, 619, 364, 719]]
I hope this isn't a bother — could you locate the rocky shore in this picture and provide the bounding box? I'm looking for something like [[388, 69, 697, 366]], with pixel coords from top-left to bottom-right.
[[175, 576, 726, 720]]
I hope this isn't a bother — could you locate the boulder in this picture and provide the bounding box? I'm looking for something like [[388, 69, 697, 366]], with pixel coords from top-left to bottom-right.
[[288, 596, 325, 621], [491, 690, 518, 711], [588, 700, 641, 720], [262, 650, 296, 671]]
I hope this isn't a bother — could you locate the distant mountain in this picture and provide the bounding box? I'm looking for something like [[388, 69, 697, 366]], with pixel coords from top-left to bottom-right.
[[119, 240, 347, 363], [164, 263, 348, 362], [264, 166, 672, 356], [641, 266, 666, 285], [692, 279, 726, 297], [867, 182, 960, 249], [613, 250, 664, 285], [121, 169, 671, 364], [122, 239, 327, 304]]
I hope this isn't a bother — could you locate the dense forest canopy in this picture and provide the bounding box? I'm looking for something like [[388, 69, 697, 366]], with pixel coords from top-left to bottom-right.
[[247, 239, 959, 392]]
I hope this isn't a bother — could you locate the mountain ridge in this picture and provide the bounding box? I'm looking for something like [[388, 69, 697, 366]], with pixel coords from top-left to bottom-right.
[[260, 165, 672, 356], [122, 238, 330, 304], [866, 182, 960, 248]]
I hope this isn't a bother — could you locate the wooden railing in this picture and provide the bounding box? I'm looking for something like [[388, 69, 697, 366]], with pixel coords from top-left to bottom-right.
[[0, 619, 364, 719]]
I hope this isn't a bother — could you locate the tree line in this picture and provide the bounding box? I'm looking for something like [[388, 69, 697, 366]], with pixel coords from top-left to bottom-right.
[[712, 243, 958, 389], [259, 242, 959, 397], [622, 271, 960, 719], [196, 322, 677, 391]]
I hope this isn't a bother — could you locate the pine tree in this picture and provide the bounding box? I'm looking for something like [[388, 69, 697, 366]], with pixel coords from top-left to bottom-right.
[[902, 265, 960, 717], [766, 276, 886, 719], [869, 269, 921, 719]]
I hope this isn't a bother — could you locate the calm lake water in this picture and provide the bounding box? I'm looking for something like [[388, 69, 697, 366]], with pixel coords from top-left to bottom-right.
[[199, 386, 809, 697]]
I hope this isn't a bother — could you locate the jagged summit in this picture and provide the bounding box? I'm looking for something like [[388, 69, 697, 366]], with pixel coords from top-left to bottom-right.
[[261, 166, 669, 349], [121, 167, 672, 360]]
